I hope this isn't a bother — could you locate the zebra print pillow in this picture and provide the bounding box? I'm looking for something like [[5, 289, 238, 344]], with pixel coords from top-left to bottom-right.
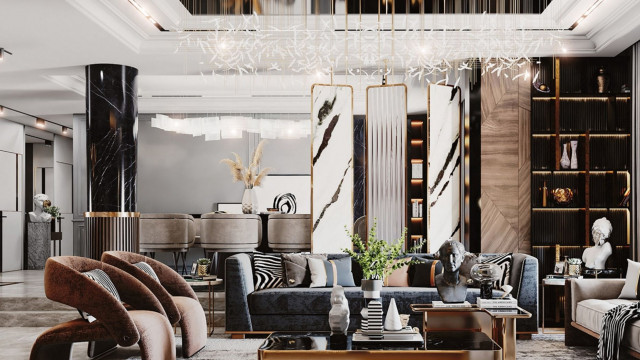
[[79, 269, 121, 322], [134, 262, 160, 282], [253, 252, 284, 290], [479, 253, 513, 289]]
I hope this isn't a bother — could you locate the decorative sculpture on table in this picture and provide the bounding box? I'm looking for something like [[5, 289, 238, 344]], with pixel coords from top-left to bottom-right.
[[435, 240, 468, 303], [582, 217, 613, 269], [384, 298, 402, 331], [29, 194, 52, 223], [328, 285, 350, 335], [470, 263, 502, 299]]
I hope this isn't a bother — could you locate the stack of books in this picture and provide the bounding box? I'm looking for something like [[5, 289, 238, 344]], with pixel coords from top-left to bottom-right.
[[476, 297, 517, 309], [432, 301, 471, 308], [353, 327, 422, 343]]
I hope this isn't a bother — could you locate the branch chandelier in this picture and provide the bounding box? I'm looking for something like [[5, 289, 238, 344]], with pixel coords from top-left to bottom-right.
[[158, 1, 591, 82]]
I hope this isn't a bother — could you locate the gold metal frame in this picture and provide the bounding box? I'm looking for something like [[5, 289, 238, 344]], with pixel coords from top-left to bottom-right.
[[426, 84, 463, 252], [84, 212, 140, 217], [364, 83, 409, 244], [309, 83, 354, 253]]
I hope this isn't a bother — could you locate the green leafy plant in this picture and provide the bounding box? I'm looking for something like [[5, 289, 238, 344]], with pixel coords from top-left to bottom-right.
[[43, 205, 60, 219], [342, 219, 424, 280], [197, 258, 211, 266]]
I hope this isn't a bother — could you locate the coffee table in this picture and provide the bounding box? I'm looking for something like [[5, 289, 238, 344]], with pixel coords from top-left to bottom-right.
[[258, 331, 501, 359], [410, 304, 531, 360], [185, 277, 222, 336]]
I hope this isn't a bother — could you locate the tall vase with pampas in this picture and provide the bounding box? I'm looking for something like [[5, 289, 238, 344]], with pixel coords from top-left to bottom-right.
[[220, 140, 272, 214]]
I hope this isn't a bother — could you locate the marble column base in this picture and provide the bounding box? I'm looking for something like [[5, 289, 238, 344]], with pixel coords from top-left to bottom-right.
[[27, 222, 51, 270]]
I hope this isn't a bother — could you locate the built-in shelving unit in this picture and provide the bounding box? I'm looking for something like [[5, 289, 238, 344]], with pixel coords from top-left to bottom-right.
[[530, 54, 632, 278], [407, 116, 427, 251]]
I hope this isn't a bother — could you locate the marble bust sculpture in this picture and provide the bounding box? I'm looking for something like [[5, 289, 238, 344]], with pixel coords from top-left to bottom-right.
[[435, 240, 468, 303], [29, 194, 52, 223], [582, 217, 613, 269]]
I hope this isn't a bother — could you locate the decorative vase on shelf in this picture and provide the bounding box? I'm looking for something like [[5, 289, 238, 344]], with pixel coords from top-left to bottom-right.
[[361, 279, 383, 306], [560, 143, 571, 169], [596, 66, 610, 94], [242, 188, 258, 214], [570, 140, 578, 169]]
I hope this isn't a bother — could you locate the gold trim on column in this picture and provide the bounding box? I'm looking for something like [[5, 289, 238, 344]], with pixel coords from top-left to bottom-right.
[[84, 212, 140, 218]]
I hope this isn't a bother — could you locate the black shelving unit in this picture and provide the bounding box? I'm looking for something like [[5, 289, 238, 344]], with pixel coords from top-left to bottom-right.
[[530, 54, 632, 279], [407, 115, 427, 251]]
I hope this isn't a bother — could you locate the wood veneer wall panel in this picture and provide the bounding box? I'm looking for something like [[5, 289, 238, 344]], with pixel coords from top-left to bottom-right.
[[481, 68, 531, 254]]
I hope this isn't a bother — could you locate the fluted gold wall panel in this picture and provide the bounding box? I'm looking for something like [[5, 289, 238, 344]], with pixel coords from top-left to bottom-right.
[[85, 212, 139, 260]]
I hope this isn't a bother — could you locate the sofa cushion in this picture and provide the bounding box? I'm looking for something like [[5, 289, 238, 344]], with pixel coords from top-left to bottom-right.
[[410, 259, 442, 287], [619, 259, 640, 299], [323, 257, 355, 287], [282, 253, 326, 287], [575, 298, 640, 353], [479, 253, 512, 289], [384, 259, 411, 287], [253, 252, 284, 290], [248, 287, 503, 316]]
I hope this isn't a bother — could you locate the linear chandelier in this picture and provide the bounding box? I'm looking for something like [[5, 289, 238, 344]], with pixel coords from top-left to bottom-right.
[[151, 114, 310, 140], [170, 1, 573, 81]]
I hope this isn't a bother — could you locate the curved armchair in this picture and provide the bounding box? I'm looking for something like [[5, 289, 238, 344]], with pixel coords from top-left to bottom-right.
[[30, 256, 175, 360], [199, 213, 262, 252], [139, 213, 196, 273], [267, 214, 311, 252], [102, 251, 207, 358]]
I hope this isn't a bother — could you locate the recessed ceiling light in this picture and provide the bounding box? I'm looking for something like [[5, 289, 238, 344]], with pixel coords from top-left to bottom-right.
[[35, 118, 45, 128]]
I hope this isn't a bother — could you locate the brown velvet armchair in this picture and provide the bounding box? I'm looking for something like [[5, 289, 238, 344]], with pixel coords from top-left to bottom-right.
[[30, 256, 175, 360], [101, 251, 207, 358]]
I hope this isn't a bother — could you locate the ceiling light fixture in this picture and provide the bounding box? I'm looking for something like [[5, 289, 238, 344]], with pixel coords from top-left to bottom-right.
[[0, 106, 4, 115], [0, 48, 13, 61], [0, 104, 72, 132], [35, 118, 46, 128], [62, 126, 69, 135], [570, 0, 605, 30], [127, 0, 166, 31]]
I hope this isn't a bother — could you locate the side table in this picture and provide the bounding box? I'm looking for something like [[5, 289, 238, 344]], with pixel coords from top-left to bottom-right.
[[541, 277, 574, 334], [186, 277, 223, 336]]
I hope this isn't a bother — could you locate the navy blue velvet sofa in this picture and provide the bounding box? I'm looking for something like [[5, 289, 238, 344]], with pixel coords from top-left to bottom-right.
[[225, 253, 538, 336]]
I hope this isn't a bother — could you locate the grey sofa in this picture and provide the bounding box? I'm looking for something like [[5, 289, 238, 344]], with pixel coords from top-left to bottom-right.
[[565, 278, 640, 355], [225, 252, 539, 336]]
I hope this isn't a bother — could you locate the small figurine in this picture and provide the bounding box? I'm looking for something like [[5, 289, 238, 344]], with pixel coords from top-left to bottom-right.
[[582, 217, 613, 269], [29, 194, 52, 223], [435, 240, 468, 303]]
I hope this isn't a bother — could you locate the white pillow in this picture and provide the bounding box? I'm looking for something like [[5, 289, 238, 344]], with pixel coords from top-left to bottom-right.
[[619, 259, 640, 299], [308, 257, 327, 288]]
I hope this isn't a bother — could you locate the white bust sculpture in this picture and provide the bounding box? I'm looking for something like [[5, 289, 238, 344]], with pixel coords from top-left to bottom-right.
[[29, 194, 52, 223], [582, 217, 613, 269]]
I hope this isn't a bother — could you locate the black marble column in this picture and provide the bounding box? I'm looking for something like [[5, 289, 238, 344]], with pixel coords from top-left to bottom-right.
[[85, 64, 139, 259]]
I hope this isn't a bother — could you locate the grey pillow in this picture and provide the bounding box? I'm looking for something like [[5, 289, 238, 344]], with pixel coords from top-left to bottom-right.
[[619, 259, 640, 299], [282, 253, 326, 287], [323, 257, 356, 287]]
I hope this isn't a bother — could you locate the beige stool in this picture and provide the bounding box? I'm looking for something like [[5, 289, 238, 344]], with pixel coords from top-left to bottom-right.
[[267, 214, 311, 252], [139, 213, 195, 273]]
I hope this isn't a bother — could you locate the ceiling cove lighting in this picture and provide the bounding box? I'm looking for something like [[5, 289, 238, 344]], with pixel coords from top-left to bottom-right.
[[570, 0, 606, 30], [35, 118, 46, 128], [127, 0, 166, 31], [0, 48, 13, 61]]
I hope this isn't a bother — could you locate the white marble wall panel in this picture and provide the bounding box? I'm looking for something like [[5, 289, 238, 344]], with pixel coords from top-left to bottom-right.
[[366, 85, 407, 245], [311, 85, 354, 253], [428, 84, 462, 252]]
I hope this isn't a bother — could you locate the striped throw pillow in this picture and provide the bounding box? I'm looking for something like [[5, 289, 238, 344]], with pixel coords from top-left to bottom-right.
[[134, 262, 160, 282], [479, 253, 513, 289], [253, 252, 284, 290], [79, 269, 120, 322]]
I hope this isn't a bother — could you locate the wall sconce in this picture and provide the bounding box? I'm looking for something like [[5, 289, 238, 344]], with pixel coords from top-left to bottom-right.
[[0, 48, 12, 61], [35, 118, 46, 128], [0, 106, 4, 115], [62, 126, 69, 135]]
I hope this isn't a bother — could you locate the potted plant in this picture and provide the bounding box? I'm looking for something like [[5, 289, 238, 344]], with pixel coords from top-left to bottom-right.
[[343, 220, 423, 298], [43, 205, 60, 219], [196, 258, 212, 277], [220, 140, 273, 214]]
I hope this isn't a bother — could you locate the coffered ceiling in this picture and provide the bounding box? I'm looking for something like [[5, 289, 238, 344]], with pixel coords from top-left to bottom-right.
[[0, 0, 639, 134]]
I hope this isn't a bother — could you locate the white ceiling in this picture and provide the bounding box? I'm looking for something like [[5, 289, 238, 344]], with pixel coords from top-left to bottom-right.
[[0, 0, 639, 136]]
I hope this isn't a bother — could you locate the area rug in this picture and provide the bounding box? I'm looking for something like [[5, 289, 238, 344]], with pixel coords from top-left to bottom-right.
[[97, 333, 598, 360]]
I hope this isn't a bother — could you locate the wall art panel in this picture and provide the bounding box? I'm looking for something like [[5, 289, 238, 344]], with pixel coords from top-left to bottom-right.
[[366, 84, 407, 244], [311, 85, 354, 253], [428, 84, 462, 252]]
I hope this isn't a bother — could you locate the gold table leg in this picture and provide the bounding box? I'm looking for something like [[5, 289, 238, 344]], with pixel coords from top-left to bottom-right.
[[208, 282, 214, 336]]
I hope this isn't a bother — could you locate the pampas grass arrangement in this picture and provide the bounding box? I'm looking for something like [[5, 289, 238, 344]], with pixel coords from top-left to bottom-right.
[[220, 140, 273, 189]]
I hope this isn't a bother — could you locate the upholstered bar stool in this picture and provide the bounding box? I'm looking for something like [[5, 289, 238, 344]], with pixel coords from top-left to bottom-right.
[[267, 214, 311, 252], [200, 213, 262, 275], [139, 213, 195, 273]]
